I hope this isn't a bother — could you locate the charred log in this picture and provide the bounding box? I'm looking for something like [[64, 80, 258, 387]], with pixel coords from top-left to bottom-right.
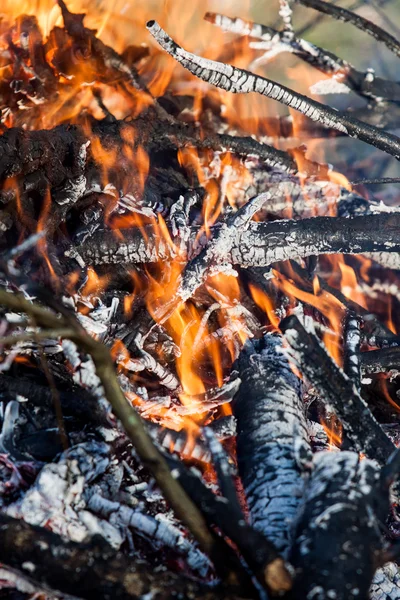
[[232, 333, 309, 556], [0, 513, 237, 600], [290, 451, 393, 600], [73, 213, 400, 275], [360, 347, 400, 375]]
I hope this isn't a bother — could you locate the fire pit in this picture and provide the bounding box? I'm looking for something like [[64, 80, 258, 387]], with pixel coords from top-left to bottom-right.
[[0, 0, 400, 598]]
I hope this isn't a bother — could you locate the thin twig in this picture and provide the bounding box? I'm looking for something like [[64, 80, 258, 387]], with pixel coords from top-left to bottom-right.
[[297, 0, 400, 59]]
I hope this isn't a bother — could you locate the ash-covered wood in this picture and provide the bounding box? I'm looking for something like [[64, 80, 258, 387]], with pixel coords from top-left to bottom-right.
[[1, 0, 400, 596], [233, 333, 309, 556], [290, 451, 393, 600], [73, 213, 400, 273], [0, 512, 232, 600]]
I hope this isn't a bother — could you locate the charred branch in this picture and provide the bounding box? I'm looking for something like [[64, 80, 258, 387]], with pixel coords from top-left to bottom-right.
[[280, 314, 395, 464], [73, 214, 400, 301], [296, 0, 400, 59], [343, 312, 362, 391], [147, 22, 400, 161], [205, 12, 400, 102], [283, 260, 400, 347]]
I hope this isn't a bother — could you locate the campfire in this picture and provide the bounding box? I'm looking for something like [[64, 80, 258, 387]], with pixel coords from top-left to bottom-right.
[[1, 0, 400, 597]]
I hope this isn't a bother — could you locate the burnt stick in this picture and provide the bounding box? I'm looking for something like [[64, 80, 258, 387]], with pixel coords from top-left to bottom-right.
[[284, 260, 400, 347], [205, 12, 400, 103], [163, 452, 292, 595], [280, 314, 395, 464], [343, 312, 362, 391]]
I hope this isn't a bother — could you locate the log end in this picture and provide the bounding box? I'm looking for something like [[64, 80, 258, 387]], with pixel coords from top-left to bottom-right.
[[264, 558, 293, 594]]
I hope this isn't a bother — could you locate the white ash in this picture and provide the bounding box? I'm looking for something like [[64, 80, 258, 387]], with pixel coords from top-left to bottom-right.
[[371, 562, 400, 599], [310, 78, 352, 95], [5, 441, 115, 545]]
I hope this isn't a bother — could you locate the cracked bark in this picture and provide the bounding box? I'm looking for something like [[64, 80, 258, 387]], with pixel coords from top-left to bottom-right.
[[290, 451, 393, 600], [205, 12, 400, 102], [232, 333, 309, 557], [73, 213, 400, 302]]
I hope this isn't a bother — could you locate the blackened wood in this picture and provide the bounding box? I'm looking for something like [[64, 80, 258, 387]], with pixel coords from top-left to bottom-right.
[[342, 312, 361, 390], [0, 126, 86, 184], [74, 213, 400, 272], [280, 315, 395, 464], [0, 375, 108, 426], [233, 334, 309, 556], [360, 347, 400, 375], [0, 513, 235, 600], [163, 453, 292, 595], [290, 451, 390, 600]]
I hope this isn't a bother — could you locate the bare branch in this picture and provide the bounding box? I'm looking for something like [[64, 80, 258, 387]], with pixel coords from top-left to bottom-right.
[[147, 21, 400, 160], [297, 0, 400, 59]]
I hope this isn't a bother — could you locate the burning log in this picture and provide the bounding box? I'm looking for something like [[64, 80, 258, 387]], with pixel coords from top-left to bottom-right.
[[280, 314, 395, 464], [232, 333, 309, 556], [74, 213, 400, 276], [2, 0, 400, 596]]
